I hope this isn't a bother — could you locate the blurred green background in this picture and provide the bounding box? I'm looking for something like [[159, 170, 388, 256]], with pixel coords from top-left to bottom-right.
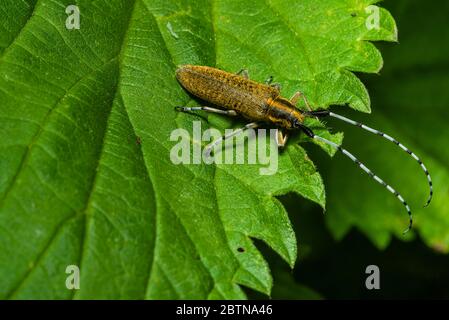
[[251, 0, 449, 299]]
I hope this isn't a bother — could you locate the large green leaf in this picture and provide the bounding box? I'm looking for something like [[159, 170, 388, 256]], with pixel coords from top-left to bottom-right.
[[323, 0, 449, 251], [0, 0, 395, 299]]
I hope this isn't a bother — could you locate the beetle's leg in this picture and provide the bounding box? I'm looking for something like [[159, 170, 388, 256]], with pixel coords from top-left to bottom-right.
[[265, 75, 273, 84], [272, 83, 282, 91], [204, 122, 260, 158], [265, 76, 281, 90], [289, 92, 302, 105], [276, 129, 289, 148], [290, 91, 312, 111], [236, 68, 249, 79], [175, 106, 238, 116]]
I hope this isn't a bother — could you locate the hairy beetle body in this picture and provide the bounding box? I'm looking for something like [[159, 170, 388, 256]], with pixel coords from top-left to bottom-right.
[[176, 65, 304, 128]]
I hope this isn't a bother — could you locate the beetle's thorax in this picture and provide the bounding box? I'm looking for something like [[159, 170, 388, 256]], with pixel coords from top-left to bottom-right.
[[266, 96, 305, 129]]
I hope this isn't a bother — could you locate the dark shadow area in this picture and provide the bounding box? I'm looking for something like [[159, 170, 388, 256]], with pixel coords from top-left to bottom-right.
[[247, 192, 449, 299]]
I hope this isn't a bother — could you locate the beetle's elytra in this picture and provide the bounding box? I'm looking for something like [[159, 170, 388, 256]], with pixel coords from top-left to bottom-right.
[[176, 65, 304, 129], [175, 64, 433, 234]]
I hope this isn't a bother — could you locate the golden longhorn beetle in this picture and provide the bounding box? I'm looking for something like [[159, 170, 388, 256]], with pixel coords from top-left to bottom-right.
[[175, 65, 432, 233]]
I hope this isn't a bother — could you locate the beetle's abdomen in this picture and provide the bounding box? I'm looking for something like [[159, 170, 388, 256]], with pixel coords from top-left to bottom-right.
[[176, 65, 279, 120]]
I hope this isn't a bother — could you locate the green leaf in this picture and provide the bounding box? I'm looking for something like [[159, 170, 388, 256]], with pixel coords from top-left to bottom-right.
[[0, 0, 395, 299], [323, 0, 449, 252]]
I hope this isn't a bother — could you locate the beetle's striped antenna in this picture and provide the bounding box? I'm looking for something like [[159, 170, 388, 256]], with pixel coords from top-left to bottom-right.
[[305, 110, 433, 208], [299, 124, 413, 234]]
